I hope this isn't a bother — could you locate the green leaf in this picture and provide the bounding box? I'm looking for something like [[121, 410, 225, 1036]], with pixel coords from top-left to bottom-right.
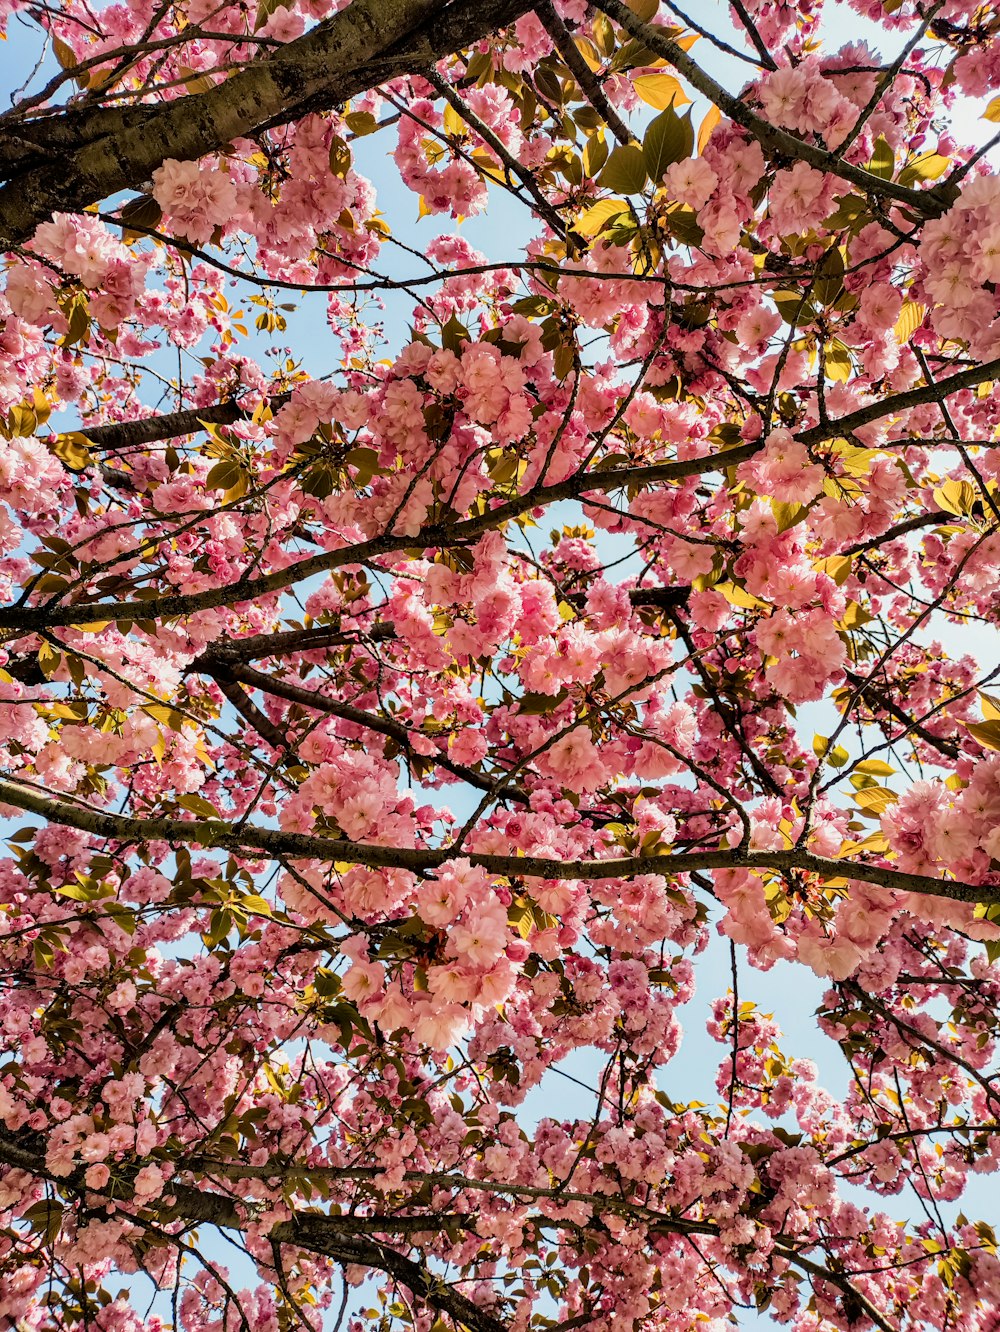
[[582, 131, 609, 178], [771, 500, 808, 532], [56, 879, 111, 902], [301, 461, 339, 499], [177, 793, 222, 819], [205, 460, 246, 496], [34, 937, 55, 969], [440, 314, 471, 353], [38, 641, 61, 679], [772, 289, 815, 325], [253, 0, 288, 31], [898, 152, 950, 188], [553, 342, 576, 380], [814, 246, 846, 306], [518, 689, 568, 714], [661, 204, 702, 246], [598, 144, 648, 195], [968, 720, 1000, 752], [144, 703, 187, 732], [643, 104, 694, 183], [345, 446, 380, 486], [203, 908, 234, 947], [119, 194, 163, 242]]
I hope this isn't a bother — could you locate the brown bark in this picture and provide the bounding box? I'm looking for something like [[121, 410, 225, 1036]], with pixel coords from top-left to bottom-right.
[[594, 0, 957, 219], [0, 0, 534, 247], [0, 774, 996, 907]]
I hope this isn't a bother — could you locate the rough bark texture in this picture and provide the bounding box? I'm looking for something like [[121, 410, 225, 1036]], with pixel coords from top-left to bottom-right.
[[0, 0, 534, 246], [0, 776, 994, 905]]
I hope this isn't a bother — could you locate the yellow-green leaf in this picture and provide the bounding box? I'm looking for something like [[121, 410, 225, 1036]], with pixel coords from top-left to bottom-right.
[[577, 197, 629, 235], [814, 735, 850, 767], [824, 340, 852, 382], [853, 786, 898, 814], [328, 135, 352, 178], [771, 500, 808, 532], [344, 110, 379, 137], [715, 581, 769, 610], [144, 703, 188, 732], [854, 759, 896, 776], [868, 136, 894, 181], [241, 894, 273, 917], [598, 143, 648, 195], [443, 102, 466, 138], [815, 555, 853, 585], [643, 103, 694, 183], [932, 478, 976, 517], [840, 601, 873, 630], [206, 460, 247, 495], [898, 152, 950, 187], [49, 432, 92, 471], [583, 131, 609, 178], [38, 641, 61, 679], [7, 404, 37, 437], [838, 831, 890, 856], [893, 300, 926, 346], [968, 720, 1000, 751], [632, 72, 688, 110]]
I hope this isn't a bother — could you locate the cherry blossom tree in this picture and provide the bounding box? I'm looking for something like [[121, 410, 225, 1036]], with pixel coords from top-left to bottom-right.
[[3, 0, 1000, 1327]]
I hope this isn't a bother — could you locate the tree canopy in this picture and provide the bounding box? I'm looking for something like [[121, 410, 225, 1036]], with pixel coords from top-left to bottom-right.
[[1, 0, 1000, 1329]]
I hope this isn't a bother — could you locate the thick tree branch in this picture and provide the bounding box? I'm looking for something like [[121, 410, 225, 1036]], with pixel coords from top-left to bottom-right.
[[214, 670, 296, 757], [1, 775, 997, 906], [0, 1127, 506, 1332], [535, 1, 633, 148], [594, 0, 955, 219], [0, 0, 535, 246], [0, 443, 760, 633], [59, 394, 289, 454], [796, 356, 1000, 449]]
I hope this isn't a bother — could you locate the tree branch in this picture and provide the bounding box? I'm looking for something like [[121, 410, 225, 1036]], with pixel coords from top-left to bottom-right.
[[207, 658, 530, 802], [0, 0, 535, 246], [1, 775, 996, 906], [593, 0, 955, 219], [59, 394, 289, 454], [535, 1, 633, 148]]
